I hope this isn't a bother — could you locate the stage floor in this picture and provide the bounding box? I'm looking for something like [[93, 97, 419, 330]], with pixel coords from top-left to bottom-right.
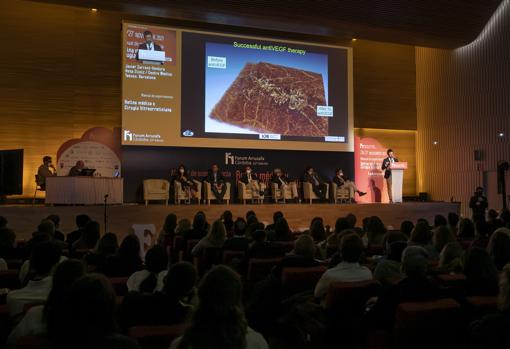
[[0, 202, 460, 241]]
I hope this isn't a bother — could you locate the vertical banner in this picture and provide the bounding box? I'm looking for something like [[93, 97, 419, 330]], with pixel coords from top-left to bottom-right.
[[354, 136, 390, 203]]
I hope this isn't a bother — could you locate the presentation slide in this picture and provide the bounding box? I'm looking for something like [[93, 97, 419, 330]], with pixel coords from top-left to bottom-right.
[[122, 22, 353, 152]]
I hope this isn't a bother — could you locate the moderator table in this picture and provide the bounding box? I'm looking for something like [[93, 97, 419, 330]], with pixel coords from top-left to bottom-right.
[[45, 177, 123, 204]]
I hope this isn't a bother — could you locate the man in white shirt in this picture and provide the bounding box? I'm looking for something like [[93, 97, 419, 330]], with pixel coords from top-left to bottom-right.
[[7, 241, 61, 318], [314, 233, 372, 300]]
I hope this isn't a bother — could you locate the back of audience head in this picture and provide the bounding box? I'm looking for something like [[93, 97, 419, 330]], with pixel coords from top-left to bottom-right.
[[439, 242, 464, 272], [252, 229, 266, 243], [433, 225, 455, 253], [383, 231, 407, 254], [335, 217, 351, 235], [139, 245, 168, 293], [387, 241, 408, 262], [475, 219, 490, 238], [45, 259, 86, 331], [207, 219, 227, 244], [274, 217, 291, 239], [180, 265, 247, 349], [367, 216, 387, 235], [83, 220, 100, 248], [163, 213, 177, 234], [193, 211, 207, 231], [233, 218, 247, 237], [458, 218, 475, 239], [164, 261, 197, 300], [410, 221, 432, 245], [434, 214, 447, 228], [176, 218, 191, 234], [273, 211, 284, 225], [246, 210, 256, 221], [95, 233, 118, 256], [37, 219, 55, 238], [448, 212, 460, 228], [118, 234, 141, 262], [400, 220, 414, 237], [487, 228, 510, 270], [401, 246, 429, 279], [463, 247, 498, 284], [54, 274, 118, 345], [75, 214, 91, 229], [500, 209, 510, 226], [310, 219, 326, 242], [222, 210, 233, 222], [498, 263, 510, 311], [46, 214, 60, 229], [340, 233, 364, 263], [345, 213, 357, 229], [30, 241, 62, 277], [294, 234, 316, 260]]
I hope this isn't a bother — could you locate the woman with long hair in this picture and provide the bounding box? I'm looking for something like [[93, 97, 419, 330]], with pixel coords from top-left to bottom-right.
[[157, 213, 177, 247], [103, 234, 143, 277], [191, 219, 227, 256], [171, 265, 268, 349]]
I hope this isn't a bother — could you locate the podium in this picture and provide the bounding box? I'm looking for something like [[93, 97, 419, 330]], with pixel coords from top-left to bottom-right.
[[389, 162, 408, 203]]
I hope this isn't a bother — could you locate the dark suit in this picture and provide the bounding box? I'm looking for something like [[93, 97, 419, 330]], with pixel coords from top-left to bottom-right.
[[204, 171, 227, 201], [136, 42, 162, 61], [271, 174, 290, 188], [332, 175, 346, 186], [303, 173, 327, 200], [381, 157, 398, 202], [240, 172, 259, 184], [68, 166, 82, 177], [223, 236, 250, 251], [469, 194, 488, 221]]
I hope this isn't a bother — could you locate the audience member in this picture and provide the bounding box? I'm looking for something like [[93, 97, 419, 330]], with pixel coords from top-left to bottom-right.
[[182, 212, 208, 241], [463, 247, 499, 296], [265, 211, 284, 233], [487, 228, 510, 270], [170, 265, 269, 349], [438, 242, 464, 274], [374, 232, 407, 284], [469, 262, 510, 348], [192, 219, 227, 256], [48, 274, 141, 349], [66, 214, 91, 247], [222, 210, 235, 235], [486, 209, 503, 235], [223, 218, 250, 251], [103, 234, 143, 277], [458, 218, 476, 240], [127, 244, 168, 293], [399, 220, 414, 238], [0, 224, 16, 259], [433, 214, 448, 228], [267, 217, 293, 241], [314, 233, 372, 300], [433, 225, 455, 254], [471, 220, 491, 249], [45, 215, 65, 241], [366, 216, 387, 246], [121, 262, 198, 329], [246, 230, 285, 259], [271, 234, 320, 280], [72, 220, 100, 251], [448, 212, 460, 236], [409, 221, 438, 259], [7, 241, 62, 318], [86, 232, 119, 271], [156, 213, 177, 247], [7, 259, 86, 345], [175, 218, 192, 235]]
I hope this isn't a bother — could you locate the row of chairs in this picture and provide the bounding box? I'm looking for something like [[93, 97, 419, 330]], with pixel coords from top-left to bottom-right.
[[143, 179, 351, 206]]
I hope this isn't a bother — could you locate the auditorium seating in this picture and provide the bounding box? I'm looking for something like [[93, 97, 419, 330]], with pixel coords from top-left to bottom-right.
[[394, 298, 463, 349], [203, 181, 231, 205], [127, 324, 187, 349], [246, 257, 282, 283], [222, 250, 245, 265], [193, 247, 222, 275], [0, 270, 20, 289], [465, 295, 499, 320], [173, 179, 202, 205], [281, 266, 326, 297], [302, 182, 329, 204], [108, 277, 129, 296], [325, 280, 381, 315], [143, 179, 170, 207], [330, 182, 351, 204]]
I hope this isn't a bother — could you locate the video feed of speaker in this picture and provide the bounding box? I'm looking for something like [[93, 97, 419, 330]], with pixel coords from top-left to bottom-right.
[[122, 22, 353, 151]]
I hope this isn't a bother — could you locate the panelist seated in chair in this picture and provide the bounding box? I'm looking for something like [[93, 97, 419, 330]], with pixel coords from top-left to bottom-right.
[[240, 166, 265, 198], [333, 168, 366, 202], [37, 155, 57, 190], [271, 168, 299, 199], [173, 164, 199, 200], [303, 166, 328, 200], [204, 164, 227, 202]]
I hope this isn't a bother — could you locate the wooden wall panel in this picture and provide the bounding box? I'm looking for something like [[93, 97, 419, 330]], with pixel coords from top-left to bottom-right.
[[0, 1, 416, 198], [416, 0, 510, 217]]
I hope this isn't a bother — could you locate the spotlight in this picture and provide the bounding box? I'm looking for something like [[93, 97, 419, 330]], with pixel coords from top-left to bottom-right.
[[91, 8, 98, 12], [433, 141, 438, 145], [498, 132, 505, 137], [351, 38, 357, 42]]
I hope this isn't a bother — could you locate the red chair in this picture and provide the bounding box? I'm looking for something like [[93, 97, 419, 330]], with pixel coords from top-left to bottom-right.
[[128, 324, 187, 349], [466, 296, 498, 320], [0, 269, 20, 289], [276, 241, 295, 253], [281, 266, 326, 297], [436, 273, 466, 293], [394, 298, 462, 349], [108, 277, 129, 296], [366, 244, 385, 256], [246, 257, 282, 283], [222, 250, 245, 265], [325, 280, 381, 314]]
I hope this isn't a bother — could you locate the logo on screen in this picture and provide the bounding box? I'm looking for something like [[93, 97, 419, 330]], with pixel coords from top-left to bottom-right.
[[225, 152, 235, 165], [182, 130, 194, 137], [124, 130, 133, 141]]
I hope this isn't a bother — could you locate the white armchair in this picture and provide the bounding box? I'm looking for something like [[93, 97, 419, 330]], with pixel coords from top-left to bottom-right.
[[237, 181, 266, 204], [270, 182, 294, 203], [174, 179, 202, 205], [302, 182, 329, 204], [330, 182, 351, 204], [203, 181, 231, 205], [143, 179, 170, 206]]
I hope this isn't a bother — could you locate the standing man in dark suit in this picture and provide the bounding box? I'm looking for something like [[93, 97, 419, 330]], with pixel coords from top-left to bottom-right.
[[381, 149, 399, 203], [136, 30, 162, 60], [204, 164, 227, 202], [303, 166, 328, 201], [469, 186, 488, 221]]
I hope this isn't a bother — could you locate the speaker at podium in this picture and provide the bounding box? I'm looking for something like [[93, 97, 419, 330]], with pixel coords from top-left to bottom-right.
[[389, 162, 408, 203]]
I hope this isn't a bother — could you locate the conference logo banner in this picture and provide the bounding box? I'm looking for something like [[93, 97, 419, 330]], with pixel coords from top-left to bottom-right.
[[354, 136, 390, 203]]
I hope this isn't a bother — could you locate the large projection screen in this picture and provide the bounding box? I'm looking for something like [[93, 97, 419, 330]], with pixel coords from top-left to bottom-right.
[[122, 22, 353, 152]]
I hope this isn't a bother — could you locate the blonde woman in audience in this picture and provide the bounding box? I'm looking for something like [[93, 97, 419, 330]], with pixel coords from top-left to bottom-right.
[[438, 242, 464, 274], [191, 219, 226, 256]]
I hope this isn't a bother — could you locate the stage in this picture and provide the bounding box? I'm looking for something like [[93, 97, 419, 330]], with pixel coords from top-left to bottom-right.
[[1, 201, 460, 241]]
